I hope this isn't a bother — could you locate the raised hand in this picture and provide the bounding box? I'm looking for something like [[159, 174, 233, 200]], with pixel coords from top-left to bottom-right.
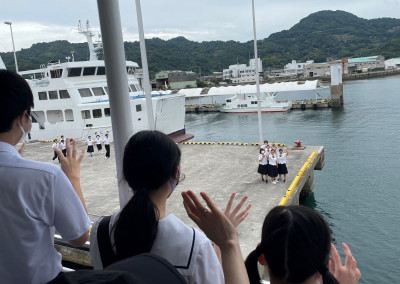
[[223, 193, 251, 228], [329, 242, 361, 284], [18, 142, 26, 157]]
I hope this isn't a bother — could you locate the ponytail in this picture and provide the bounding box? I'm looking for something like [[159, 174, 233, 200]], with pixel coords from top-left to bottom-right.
[[113, 188, 159, 260], [245, 246, 263, 284]]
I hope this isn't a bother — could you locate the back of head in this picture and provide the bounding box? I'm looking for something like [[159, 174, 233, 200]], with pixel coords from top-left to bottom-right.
[[245, 205, 338, 284], [0, 70, 34, 133], [114, 130, 181, 261]]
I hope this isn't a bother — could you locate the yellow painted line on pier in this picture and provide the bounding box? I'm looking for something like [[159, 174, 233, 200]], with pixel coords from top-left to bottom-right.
[[251, 143, 286, 146], [182, 141, 216, 145], [218, 142, 249, 146], [278, 151, 316, 206]]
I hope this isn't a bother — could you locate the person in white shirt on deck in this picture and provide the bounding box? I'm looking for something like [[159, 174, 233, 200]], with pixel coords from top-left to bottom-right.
[[258, 148, 268, 182], [277, 148, 289, 183], [267, 149, 278, 184], [60, 139, 67, 157], [86, 136, 94, 156], [90, 130, 250, 284], [103, 133, 111, 159], [52, 138, 60, 162], [0, 70, 90, 284], [95, 134, 103, 154]]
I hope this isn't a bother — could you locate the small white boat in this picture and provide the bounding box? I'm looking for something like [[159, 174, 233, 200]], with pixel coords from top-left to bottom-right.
[[219, 93, 292, 113]]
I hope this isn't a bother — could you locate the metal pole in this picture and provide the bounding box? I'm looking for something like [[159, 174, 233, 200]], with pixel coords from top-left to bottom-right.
[[252, 0, 263, 144], [97, 0, 134, 208], [135, 0, 155, 130], [4, 22, 19, 73]]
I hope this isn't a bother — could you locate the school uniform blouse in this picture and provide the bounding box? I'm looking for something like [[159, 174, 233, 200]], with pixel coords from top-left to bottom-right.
[[277, 153, 287, 164], [52, 142, 59, 149], [90, 213, 224, 284], [268, 154, 277, 165], [86, 139, 93, 146], [96, 138, 102, 144], [258, 154, 268, 165], [103, 138, 111, 145]]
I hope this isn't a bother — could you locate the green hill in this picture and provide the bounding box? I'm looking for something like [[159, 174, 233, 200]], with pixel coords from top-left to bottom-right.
[[1, 10, 400, 75]]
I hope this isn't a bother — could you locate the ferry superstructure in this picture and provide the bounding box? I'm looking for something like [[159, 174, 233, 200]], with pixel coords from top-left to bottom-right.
[[19, 22, 187, 142]]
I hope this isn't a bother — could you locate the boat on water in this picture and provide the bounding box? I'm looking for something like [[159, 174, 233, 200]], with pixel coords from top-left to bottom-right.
[[219, 93, 292, 113], [17, 22, 190, 142]]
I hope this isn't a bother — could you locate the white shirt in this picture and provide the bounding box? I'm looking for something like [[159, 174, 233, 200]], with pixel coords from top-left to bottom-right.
[[104, 138, 111, 145], [277, 153, 287, 164], [60, 142, 66, 150], [268, 153, 277, 165], [52, 142, 59, 150], [259, 153, 268, 165], [0, 142, 91, 284], [87, 139, 93, 146], [96, 138, 102, 145], [90, 213, 224, 284]]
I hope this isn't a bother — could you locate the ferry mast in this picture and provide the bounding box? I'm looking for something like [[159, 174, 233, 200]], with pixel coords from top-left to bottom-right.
[[77, 20, 102, 61]]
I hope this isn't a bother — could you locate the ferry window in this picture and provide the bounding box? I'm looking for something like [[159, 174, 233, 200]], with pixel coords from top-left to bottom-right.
[[127, 66, 135, 74], [83, 67, 96, 76], [46, 110, 63, 123], [81, 110, 91, 119], [78, 88, 93, 97], [104, 108, 111, 117], [226, 99, 231, 103], [93, 109, 102, 118], [130, 84, 137, 92], [38, 92, 48, 100], [59, 90, 70, 99], [136, 104, 142, 112], [49, 91, 58, 100], [104, 87, 109, 94], [50, 69, 63, 78], [237, 105, 240, 108], [92, 87, 105, 96], [65, 109, 74, 122], [68, 68, 82, 77], [31, 111, 45, 124], [96, 67, 106, 75], [136, 84, 142, 91]]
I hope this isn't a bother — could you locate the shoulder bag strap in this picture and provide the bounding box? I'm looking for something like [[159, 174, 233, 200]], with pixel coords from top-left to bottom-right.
[[97, 215, 116, 268]]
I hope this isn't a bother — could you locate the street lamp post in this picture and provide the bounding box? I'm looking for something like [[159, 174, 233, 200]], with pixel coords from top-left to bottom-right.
[[4, 21, 19, 73]]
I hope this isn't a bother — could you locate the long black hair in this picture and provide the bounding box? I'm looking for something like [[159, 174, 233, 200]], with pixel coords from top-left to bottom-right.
[[113, 130, 181, 260], [245, 205, 339, 284]]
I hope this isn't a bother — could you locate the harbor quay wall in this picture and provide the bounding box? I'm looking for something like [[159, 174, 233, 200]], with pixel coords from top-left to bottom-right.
[[21, 141, 324, 268]]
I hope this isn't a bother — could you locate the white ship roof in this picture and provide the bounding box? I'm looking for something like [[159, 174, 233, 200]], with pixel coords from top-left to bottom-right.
[[181, 80, 324, 98]]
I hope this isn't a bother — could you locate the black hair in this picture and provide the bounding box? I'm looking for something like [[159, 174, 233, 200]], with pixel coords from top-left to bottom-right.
[[113, 130, 181, 260], [264, 140, 268, 144], [279, 149, 283, 152], [259, 148, 265, 154], [0, 70, 34, 133], [245, 205, 339, 284]]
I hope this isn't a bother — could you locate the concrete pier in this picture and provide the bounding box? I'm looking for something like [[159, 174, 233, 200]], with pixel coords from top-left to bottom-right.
[[21, 141, 324, 268]]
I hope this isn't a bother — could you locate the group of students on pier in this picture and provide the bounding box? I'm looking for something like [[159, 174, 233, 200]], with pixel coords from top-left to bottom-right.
[[258, 140, 289, 184], [0, 70, 361, 284], [86, 134, 111, 158]]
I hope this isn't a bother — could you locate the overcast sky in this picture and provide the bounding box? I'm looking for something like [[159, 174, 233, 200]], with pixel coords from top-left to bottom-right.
[[1, 0, 399, 53]]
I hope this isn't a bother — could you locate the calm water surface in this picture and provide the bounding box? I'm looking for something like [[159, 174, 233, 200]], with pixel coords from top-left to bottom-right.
[[185, 75, 400, 283]]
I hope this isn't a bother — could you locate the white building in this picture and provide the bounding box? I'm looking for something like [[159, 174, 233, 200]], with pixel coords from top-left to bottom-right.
[[385, 58, 400, 70], [283, 60, 314, 76], [223, 58, 263, 83]]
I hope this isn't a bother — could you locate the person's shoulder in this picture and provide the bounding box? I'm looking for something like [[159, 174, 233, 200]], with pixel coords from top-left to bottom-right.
[[23, 159, 63, 176]]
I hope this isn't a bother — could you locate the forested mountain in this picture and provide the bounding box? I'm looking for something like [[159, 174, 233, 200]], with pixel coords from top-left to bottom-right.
[[1, 10, 400, 75]]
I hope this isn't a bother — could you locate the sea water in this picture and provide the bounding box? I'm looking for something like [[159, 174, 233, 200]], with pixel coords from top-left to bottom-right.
[[185, 75, 400, 283]]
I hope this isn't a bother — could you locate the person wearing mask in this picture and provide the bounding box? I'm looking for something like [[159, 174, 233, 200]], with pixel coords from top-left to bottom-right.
[[277, 148, 289, 183], [0, 70, 90, 283], [258, 148, 268, 182]]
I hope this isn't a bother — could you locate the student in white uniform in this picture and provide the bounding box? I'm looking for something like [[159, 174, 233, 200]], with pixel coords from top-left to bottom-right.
[[86, 136, 94, 156], [267, 149, 278, 184], [104, 133, 111, 159], [260, 140, 268, 149], [277, 148, 289, 182], [95, 134, 102, 154], [258, 148, 268, 182], [244, 206, 361, 284], [0, 70, 90, 283], [60, 139, 67, 157], [52, 138, 60, 162], [90, 130, 224, 284]]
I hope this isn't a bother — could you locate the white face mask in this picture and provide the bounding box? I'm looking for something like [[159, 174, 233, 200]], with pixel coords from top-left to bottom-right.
[[18, 114, 31, 143], [261, 151, 265, 154]]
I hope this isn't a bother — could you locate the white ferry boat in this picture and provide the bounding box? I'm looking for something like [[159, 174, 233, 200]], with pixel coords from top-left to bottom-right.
[[18, 23, 190, 142], [219, 94, 292, 113]]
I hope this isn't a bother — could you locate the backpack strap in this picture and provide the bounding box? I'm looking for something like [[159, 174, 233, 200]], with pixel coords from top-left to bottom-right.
[[97, 215, 117, 268]]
